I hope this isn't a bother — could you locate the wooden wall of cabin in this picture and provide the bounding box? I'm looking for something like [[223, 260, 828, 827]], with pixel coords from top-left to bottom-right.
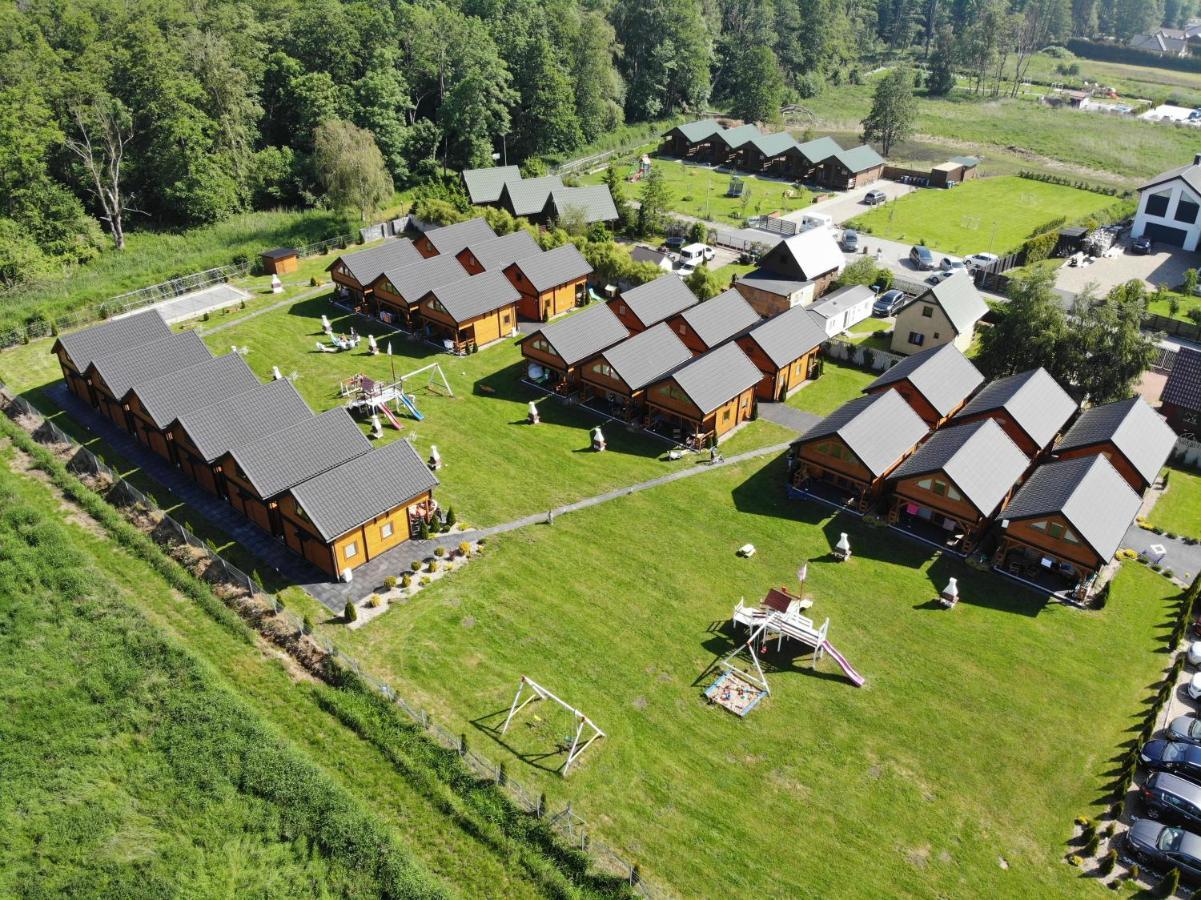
[[1055, 445, 1146, 492], [1001, 513, 1103, 574], [954, 409, 1042, 458], [796, 436, 874, 488], [372, 283, 419, 327], [609, 298, 650, 333], [168, 423, 222, 495], [217, 458, 276, 534], [713, 388, 755, 437], [513, 278, 583, 322], [580, 356, 634, 401], [867, 380, 943, 425], [520, 336, 570, 378], [890, 473, 987, 532], [414, 235, 438, 258], [56, 347, 92, 404]]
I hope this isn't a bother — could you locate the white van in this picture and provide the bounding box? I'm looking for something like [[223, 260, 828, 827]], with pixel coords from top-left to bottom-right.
[[799, 212, 834, 232], [679, 243, 716, 268]]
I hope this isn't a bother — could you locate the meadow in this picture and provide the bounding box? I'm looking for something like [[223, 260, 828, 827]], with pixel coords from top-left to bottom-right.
[[1148, 467, 1201, 539], [787, 358, 877, 417]]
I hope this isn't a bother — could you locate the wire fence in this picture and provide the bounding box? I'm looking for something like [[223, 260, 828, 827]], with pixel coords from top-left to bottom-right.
[[0, 384, 654, 896]]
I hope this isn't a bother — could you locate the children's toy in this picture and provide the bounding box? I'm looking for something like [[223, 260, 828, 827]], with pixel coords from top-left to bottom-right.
[[501, 676, 605, 776]]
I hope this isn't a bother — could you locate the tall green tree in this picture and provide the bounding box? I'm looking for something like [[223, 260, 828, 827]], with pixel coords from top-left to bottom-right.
[[728, 47, 786, 123], [926, 26, 957, 96], [975, 269, 1071, 383], [354, 52, 414, 182], [636, 167, 669, 237], [312, 120, 393, 221], [1071, 281, 1156, 403], [861, 67, 917, 155], [613, 0, 712, 120]]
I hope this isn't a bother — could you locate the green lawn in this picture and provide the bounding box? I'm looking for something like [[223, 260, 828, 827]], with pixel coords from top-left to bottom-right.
[[320, 450, 1179, 898], [847, 176, 1120, 256], [1017, 51, 1201, 108], [846, 317, 894, 352], [1146, 288, 1201, 324], [1149, 467, 1201, 538], [787, 359, 876, 416]]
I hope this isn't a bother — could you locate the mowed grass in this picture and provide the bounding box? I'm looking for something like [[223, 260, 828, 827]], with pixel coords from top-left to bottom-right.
[[1149, 467, 1201, 538], [323, 451, 1178, 897], [787, 358, 876, 416], [847, 176, 1119, 256]]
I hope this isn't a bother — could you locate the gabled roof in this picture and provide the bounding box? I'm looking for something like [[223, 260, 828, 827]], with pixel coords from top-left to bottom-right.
[[910, 274, 989, 335], [523, 303, 629, 366], [1056, 396, 1176, 486], [716, 124, 762, 150], [461, 165, 521, 204], [132, 352, 260, 429], [1002, 455, 1141, 561], [54, 309, 172, 372], [176, 378, 313, 463], [425, 271, 520, 323], [261, 247, 297, 260], [596, 323, 692, 392], [631, 246, 671, 268], [675, 288, 760, 348], [462, 230, 541, 272], [832, 144, 886, 172], [668, 119, 723, 143], [748, 131, 797, 158], [794, 389, 929, 477], [1163, 347, 1201, 412], [890, 419, 1029, 515], [89, 331, 212, 400], [1139, 159, 1201, 197], [422, 218, 497, 256], [760, 228, 845, 280], [375, 254, 468, 303], [291, 439, 438, 543], [511, 243, 592, 292], [618, 275, 698, 327], [546, 185, 619, 223], [954, 368, 1078, 449], [229, 407, 370, 499], [741, 304, 827, 368], [865, 343, 984, 417], [809, 285, 875, 320], [660, 343, 762, 414], [327, 239, 422, 286], [501, 175, 566, 217], [949, 156, 981, 168], [793, 136, 842, 164], [736, 270, 811, 298]]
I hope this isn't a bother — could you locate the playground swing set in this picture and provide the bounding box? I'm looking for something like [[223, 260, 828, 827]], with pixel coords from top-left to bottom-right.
[[339, 362, 453, 433], [501, 676, 606, 776]]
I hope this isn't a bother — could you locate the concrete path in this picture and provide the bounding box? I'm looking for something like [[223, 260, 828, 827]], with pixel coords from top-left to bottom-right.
[[756, 402, 819, 434]]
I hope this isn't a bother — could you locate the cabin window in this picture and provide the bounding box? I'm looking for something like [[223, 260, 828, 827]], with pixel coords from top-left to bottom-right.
[[380, 521, 394, 539], [296, 506, 309, 521], [678, 323, 688, 335], [383, 280, 396, 294], [618, 304, 626, 314], [1147, 191, 1171, 217], [428, 298, 449, 315], [592, 362, 615, 379], [817, 441, 844, 460], [921, 306, 934, 318], [907, 332, 925, 347], [344, 541, 359, 560], [502, 313, 511, 326], [531, 338, 550, 353], [721, 408, 732, 423]]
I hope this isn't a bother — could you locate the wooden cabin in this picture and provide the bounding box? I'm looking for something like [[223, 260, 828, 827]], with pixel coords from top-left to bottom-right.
[[413, 218, 497, 259], [863, 343, 984, 427], [612, 275, 698, 333], [507, 244, 593, 322], [455, 230, 541, 276], [1053, 396, 1177, 493], [369, 254, 467, 328], [710, 124, 760, 167], [995, 455, 1142, 595], [519, 304, 629, 390], [579, 323, 693, 420], [887, 419, 1029, 552], [171, 378, 313, 497], [84, 331, 212, 431], [733, 271, 816, 317], [660, 119, 723, 159], [813, 145, 885, 190], [781, 136, 842, 182], [668, 288, 760, 354], [327, 239, 422, 306], [461, 165, 521, 205], [1160, 347, 1201, 435], [497, 176, 565, 220], [416, 271, 520, 353], [541, 186, 620, 226], [52, 310, 172, 405], [791, 389, 929, 510], [750, 229, 846, 307], [260, 247, 299, 275], [890, 276, 988, 356], [929, 156, 980, 188], [124, 353, 259, 462], [951, 368, 1078, 459], [645, 343, 762, 445], [739, 131, 796, 175], [736, 305, 827, 401], [283, 438, 438, 578]]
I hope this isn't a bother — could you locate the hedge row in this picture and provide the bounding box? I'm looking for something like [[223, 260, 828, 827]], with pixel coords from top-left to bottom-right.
[[1017, 170, 1132, 198], [1066, 38, 1201, 76]]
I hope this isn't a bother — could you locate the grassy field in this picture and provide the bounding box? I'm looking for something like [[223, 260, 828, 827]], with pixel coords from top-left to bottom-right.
[[787, 359, 876, 417], [1018, 51, 1201, 108], [1149, 467, 1201, 538], [316, 449, 1179, 898], [1146, 287, 1201, 323], [847, 176, 1120, 256]]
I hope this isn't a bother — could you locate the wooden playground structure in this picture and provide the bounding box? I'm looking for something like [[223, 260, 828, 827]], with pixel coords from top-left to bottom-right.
[[339, 362, 453, 431], [501, 676, 605, 776]]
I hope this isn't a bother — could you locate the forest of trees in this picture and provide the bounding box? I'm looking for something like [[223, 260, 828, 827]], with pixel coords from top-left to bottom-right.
[[0, 0, 1189, 292]]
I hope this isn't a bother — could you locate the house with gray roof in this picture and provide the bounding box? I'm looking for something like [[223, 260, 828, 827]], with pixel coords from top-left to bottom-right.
[[414, 217, 498, 258], [792, 389, 930, 506], [711, 123, 762, 165], [646, 342, 763, 444], [630, 245, 673, 272], [1053, 396, 1176, 492], [737, 304, 828, 400], [952, 367, 1078, 457], [543, 186, 620, 225], [733, 270, 817, 315], [809, 284, 876, 336], [669, 287, 760, 353], [613, 275, 699, 332], [890, 273, 988, 356], [499, 175, 566, 218], [783, 136, 843, 180], [417, 271, 521, 352], [1133, 153, 1201, 251], [661, 119, 724, 158], [456, 229, 542, 275], [506, 243, 593, 321], [461, 164, 521, 205], [739, 228, 846, 315], [1130, 29, 1190, 57], [888, 418, 1029, 549], [580, 322, 693, 416], [996, 454, 1141, 591], [327, 239, 423, 302], [53, 309, 173, 404], [519, 303, 629, 386], [85, 331, 213, 429], [370, 253, 470, 327], [741, 130, 799, 173], [864, 343, 984, 425], [1162, 346, 1201, 434]]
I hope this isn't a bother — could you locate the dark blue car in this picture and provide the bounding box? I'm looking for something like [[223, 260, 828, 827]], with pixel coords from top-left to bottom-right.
[[1141, 740, 1201, 783], [1125, 819, 1201, 885]]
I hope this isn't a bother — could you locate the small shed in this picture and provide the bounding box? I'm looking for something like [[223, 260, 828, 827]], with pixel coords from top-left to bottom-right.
[[928, 157, 980, 189], [261, 247, 299, 275], [1055, 226, 1088, 257]]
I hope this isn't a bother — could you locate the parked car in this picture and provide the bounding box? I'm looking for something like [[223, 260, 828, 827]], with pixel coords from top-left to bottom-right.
[[1189, 641, 1201, 666], [1131, 235, 1152, 255], [1141, 771, 1201, 830], [841, 229, 860, 252], [1169, 716, 1201, 748], [925, 271, 952, 286], [680, 243, 715, 268], [1190, 671, 1201, 701], [1142, 740, 1201, 783], [965, 252, 999, 272], [863, 189, 887, 206], [939, 256, 967, 273], [910, 245, 936, 270], [1125, 819, 1201, 885], [872, 289, 906, 317]]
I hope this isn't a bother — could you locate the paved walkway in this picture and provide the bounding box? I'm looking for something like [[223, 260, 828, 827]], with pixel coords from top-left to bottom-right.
[[200, 284, 328, 337], [756, 402, 819, 434], [117, 283, 250, 325], [1121, 525, 1201, 583]]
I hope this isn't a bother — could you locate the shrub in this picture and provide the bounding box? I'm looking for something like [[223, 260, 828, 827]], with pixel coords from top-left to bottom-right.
[[401, 573, 411, 588], [302, 614, 314, 635], [1075, 815, 1093, 828], [1129, 863, 1140, 882], [384, 575, 398, 589], [446, 507, 457, 528], [344, 601, 358, 623], [434, 546, 445, 558], [1083, 833, 1100, 857], [459, 541, 472, 557], [1100, 848, 1118, 875], [417, 518, 430, 540], [1067, 854, 1083, 867], [368, 594, 382, 608], [1157, 866, 1180, 897], [421, 576, 431, 586], [410, 560, 422, 572], [428, 560, 440, 573]]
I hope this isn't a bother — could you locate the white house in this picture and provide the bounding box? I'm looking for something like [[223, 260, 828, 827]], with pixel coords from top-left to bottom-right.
[[1132, 154, 1201, 251], [808, 284, 875, 337]]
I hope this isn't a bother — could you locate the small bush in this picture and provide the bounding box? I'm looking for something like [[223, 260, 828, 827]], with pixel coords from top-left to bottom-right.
[[410, 560, 422, 572], [428, 560, 440, 573], [368, 593, 382, 608], [1083, 833, 1100, 856], [1100, 848, 1118, 875], [1068, 854, 1083, 867], [401, 573, 412, 588], [302, 614, 314, 635], [446, 507, 457, 527], [434, 546, 445, 558], [459, 541, 472, 557], [344, 601, 358, 623], [417, 518, 430, 540], [1157, 866, 1180, 897], [384, 575, 398, 589], [1129, 863, 1140, 882], [420, 576, 431, 586], [1075, 815, 1093, 828]]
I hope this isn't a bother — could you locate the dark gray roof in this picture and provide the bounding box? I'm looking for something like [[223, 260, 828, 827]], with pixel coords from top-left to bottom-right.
[[1163, 347, 1201, 412], [230, 407, 370, 499], [523, 304, 628, 366], [291, 438, 438, 542], [737, 270, 811, 297], [1140, 160, 1201, 197], [914, 274, 989, 335], [793, 136, 842, 164], [795, 389, 929, 477], [832, 144, 886, 172], [809, 284, 876, 320], [512, 243, 592, 292], [660, 343, 762, 414], [1002, 455, 1141, 561], [375, 254, 468, 302], [425, 271, 520, 323], [618, 276, 698, 327], [954, 368, 1077, 449], [668, 119, 723, 143], [462, 165, 521, 204], [865, 343, 984, 417], [890, 419, 1028, 514], [741, 305, 827, 368], [55, 309, 172, 372], [89, 331, 213, 400], [328, 239, 423, 286], [631, 246, 670, 267], [424, 218, 497, 256], [501, 175, 565, 216], [760, 229, 845, 280], [463, 230, 541, 271], [546, 186, 619, 224], [676, 288, 760, 348], [1056, 397, 1176, 486], [132, 352, 261, 428], [598, 323, 693, 392], [176, 378, 313, 462], [261, 247, 297, 259]]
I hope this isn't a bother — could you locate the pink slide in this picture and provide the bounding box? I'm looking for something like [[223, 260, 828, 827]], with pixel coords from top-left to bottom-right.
[[821, 641, 865, 687], [378, 404, 404, 430]]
